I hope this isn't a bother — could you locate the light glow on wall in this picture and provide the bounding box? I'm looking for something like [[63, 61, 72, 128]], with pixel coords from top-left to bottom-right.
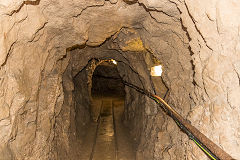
[[111, 59, 117, 65], [151, 65, 163, 76]]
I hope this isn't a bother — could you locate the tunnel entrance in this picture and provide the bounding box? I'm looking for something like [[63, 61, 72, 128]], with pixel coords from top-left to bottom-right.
[[91, 61, 125, 98], [66, 42, 171, 160], [75, 60, 136, 160]]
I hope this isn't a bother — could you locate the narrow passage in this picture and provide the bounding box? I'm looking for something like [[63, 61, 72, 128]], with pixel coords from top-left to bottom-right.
[[79, 97, 136, 160]]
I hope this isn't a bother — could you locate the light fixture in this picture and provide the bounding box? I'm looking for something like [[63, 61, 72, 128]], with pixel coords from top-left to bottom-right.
[[111, 59, 117, 65], [151, 65, 163, 76]]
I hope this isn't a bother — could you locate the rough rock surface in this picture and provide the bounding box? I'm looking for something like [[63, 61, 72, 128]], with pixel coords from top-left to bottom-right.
[[0, 0, 239, 159]]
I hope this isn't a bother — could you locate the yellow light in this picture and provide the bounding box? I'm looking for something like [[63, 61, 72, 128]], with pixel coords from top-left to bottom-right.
[[151, 65, 163, 76], [111, 59, 117, 65]]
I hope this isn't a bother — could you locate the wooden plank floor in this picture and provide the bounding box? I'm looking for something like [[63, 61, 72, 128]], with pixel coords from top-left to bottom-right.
[[78, 97, 136, 160]]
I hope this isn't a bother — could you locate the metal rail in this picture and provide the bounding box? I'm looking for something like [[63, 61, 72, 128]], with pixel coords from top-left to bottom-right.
[[123, 80, 234, 160]]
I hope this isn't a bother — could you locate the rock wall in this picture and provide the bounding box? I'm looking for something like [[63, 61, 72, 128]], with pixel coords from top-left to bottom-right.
[[73, 66, 91, 138], [0, 1, 149, 159], [0, 0, 239, 159], [177, 0, 240, 159], [135, 0, 194, 159]]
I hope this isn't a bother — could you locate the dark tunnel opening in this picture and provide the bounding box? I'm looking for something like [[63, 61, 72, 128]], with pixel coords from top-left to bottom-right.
[[91, 61, 125, 98], [61, 39, 173, 159], [72, 59, 137, 160]]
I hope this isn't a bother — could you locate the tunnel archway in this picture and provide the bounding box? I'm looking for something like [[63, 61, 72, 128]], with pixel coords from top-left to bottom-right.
[[76, 59, 137, 160], [62, 43, 158, 159], [0, 0, 239, 160]]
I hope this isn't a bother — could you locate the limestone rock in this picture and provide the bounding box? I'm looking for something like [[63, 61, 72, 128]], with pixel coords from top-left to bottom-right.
[[0, 0, 239, 159]]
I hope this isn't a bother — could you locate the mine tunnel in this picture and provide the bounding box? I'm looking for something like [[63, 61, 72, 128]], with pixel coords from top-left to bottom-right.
[[91, 61, 125, 98], [0, 0, 239, 160]]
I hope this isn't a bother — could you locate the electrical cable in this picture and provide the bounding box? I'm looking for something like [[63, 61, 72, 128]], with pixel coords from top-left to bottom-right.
[[122, 80, 234, 160]]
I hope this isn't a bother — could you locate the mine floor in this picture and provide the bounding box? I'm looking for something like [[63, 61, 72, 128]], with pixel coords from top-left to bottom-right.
[[78, 96, 136, 160]]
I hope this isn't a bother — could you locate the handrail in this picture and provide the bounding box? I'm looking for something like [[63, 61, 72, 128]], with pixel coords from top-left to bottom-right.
[[123, 80, 234, 160]]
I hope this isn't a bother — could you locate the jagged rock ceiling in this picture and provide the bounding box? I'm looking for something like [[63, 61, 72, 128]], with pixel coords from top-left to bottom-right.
[[0, 0, 239, 159]]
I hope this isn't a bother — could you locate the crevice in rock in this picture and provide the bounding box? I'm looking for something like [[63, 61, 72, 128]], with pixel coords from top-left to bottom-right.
[[7, 0, 41, 16], [184, 2, 213, 51], [72, 2, 106, 18], [1, 40, 17, 67]]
